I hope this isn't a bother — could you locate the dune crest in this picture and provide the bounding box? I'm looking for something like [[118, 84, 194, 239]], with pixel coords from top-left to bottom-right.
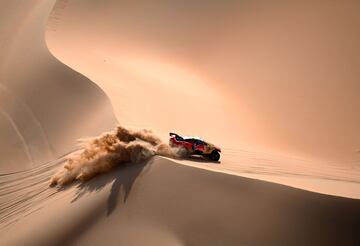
[[50, 126, 183, 186]]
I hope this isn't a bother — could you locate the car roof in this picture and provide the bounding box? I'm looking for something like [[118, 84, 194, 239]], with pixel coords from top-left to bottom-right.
[[181, 135, 214, 145]]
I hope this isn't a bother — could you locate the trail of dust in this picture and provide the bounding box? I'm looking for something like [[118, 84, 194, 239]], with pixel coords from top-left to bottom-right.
[[50, 126, 186, 186]]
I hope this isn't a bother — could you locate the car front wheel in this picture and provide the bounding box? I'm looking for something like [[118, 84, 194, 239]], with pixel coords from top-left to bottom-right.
[[209, 150, 220, 161]]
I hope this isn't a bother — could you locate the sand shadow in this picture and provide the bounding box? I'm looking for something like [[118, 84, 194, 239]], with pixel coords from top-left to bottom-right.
[[185, 155, 221, 164], [66, 155, 217, 216], [69, 160, 149, 216]]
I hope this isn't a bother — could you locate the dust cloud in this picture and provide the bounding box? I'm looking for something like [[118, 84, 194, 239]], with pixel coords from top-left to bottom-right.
[[50, 126, 186, 186]]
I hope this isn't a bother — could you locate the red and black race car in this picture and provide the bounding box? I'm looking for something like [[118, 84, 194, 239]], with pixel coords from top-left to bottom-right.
[[169, 133, 221, 161]]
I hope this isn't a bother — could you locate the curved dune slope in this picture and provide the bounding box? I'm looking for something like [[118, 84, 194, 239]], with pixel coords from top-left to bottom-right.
[[46, 0, 360, 162], [1, 157, 359, 246], [45, 0, 360, 198], [0, 1, 359, 245], [0, 0, 117, 173]]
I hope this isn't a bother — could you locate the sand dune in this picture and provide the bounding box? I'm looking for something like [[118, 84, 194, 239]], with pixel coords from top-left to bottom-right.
[[46, 0, 360, 162], [0, 0, 117, 173], [45, 0, 360, 197], [1, 0, 360, 245], [1, 157, 360, 246]]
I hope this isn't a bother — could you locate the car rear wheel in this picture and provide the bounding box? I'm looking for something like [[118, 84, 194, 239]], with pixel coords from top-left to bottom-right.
[[209, 150, 220, 161]]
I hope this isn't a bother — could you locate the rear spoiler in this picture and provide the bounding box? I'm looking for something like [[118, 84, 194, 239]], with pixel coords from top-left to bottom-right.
[[169, 132, 183, 140]]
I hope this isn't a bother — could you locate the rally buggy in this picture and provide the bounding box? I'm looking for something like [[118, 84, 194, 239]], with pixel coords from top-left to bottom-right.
[[169, 133, 221, 161]]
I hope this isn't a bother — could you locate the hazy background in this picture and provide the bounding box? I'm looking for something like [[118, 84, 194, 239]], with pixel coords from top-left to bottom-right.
[[47, 0, 360, 162]]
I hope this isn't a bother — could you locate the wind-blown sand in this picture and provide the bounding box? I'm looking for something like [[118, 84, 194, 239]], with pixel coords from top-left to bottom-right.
[[1, 0, 360, 245]]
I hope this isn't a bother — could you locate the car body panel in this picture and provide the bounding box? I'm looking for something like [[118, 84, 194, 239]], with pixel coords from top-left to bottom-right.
[[169, 133, 221, 160]]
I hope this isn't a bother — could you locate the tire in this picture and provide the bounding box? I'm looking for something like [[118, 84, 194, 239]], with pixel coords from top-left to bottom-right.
[[209, 150, 220, 161]]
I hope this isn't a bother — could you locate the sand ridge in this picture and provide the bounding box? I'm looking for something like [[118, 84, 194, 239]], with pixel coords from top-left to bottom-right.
[[0, 0, 117, 173], [0, 0, 359, 245]]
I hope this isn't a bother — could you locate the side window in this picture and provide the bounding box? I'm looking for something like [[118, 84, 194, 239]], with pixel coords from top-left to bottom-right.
[[175, 136, 182, 141], [196, 140, 203, 145]]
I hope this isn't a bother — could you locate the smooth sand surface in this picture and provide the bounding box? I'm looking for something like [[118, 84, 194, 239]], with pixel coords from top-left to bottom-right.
[[46, 0, 360, 197], [46, 0, 360, 162], [0, 0, 117, 173], [0, 1, 360, 245], [1, 157, 360, 246]]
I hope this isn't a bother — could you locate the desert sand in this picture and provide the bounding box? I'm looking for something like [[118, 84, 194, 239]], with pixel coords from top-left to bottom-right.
[[1, 0, 360, 245]]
